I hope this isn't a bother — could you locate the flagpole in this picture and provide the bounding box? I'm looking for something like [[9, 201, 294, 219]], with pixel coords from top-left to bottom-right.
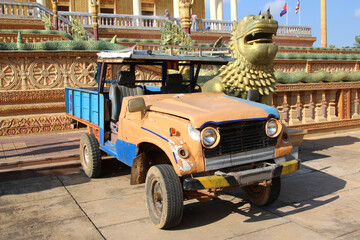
[[286, 1, 288, 25]]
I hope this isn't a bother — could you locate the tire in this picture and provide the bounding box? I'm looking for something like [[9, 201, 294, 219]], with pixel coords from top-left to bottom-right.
[[80, 133, 102, 178], [145, 164, 183, 229], [242, 177, 281, 206]]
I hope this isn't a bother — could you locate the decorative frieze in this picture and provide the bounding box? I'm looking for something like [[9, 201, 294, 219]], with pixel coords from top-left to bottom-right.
[[0, 114, 73, 136], [0, 51, 98, 90]]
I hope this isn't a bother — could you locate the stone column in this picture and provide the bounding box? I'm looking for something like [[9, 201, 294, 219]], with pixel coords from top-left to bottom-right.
[[230, 0, 237, 21], [133, 0, 141, 27], [133, 0, 141, 15], [217, 0, 223, 20], [90, 0, 99, 40], [321, 0, 327, 47], [173, 0, 179, 18], [210, 0, 217, 20], [51, 0, 58, 30], [179, 0, 193, 34], [36, 0, 46, 6]]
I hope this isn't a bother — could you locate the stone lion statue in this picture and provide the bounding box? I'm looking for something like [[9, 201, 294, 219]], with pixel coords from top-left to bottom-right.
[[203, 11, 279, 104]]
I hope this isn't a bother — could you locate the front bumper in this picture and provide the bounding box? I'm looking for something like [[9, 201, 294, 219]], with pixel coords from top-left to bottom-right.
[[183, 159, 301, 191]]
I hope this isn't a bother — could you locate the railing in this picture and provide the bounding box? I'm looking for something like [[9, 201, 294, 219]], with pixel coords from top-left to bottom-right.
[[58, 12, 311, 36], [0, 0, 72, 34], [193, 19, 233, 33], [277, 24, 312, 37], [59, 12, 232, 32], [274, 83, 360, 127], [59, 11, 181, 30], [1, 0, 313, 37]]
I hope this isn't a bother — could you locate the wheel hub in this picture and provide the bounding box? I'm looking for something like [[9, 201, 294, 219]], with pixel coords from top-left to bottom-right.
[[152, 182, 163, 215], [83, 146, 90, 166]]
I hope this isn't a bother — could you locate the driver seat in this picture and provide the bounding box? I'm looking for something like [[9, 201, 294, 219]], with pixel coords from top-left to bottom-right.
[[161, 74, 189, 94], [109, 71, 144, 133]]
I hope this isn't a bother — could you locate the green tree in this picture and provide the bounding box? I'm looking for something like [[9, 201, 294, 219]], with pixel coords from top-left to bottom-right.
[[354, 35, 360, 48]]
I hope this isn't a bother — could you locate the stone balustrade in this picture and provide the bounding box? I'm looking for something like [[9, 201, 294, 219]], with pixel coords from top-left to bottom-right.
[[57, 11, 311, 36], [275, 83, 360, 129], [59, 11, 180, 30], [0, 0, 72, 34], [277, 24, 312, 37], [0, 0, 313, 37]]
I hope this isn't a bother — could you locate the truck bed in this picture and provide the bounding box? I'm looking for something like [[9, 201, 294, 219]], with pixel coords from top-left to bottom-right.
[[65, 87, 101, 127]]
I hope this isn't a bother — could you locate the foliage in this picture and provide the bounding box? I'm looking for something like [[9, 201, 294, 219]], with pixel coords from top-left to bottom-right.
[[355, 35, 360, 48]]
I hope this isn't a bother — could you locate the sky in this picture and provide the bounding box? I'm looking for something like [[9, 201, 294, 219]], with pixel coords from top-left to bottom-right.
[[204, 0, 360, 48]]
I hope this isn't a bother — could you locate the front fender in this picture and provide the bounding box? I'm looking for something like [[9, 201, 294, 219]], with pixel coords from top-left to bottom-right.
[[136, 127, 198, 176]]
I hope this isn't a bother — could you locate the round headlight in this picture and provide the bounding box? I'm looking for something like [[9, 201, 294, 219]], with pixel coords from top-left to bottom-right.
[[201, 127, 220, 148], [266, 119, 281, 137]]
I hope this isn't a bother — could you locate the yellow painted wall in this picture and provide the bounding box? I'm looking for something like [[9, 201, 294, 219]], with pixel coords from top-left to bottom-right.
[[16, 0, 205, 18], [71, 0, 89, 12], [156, 0, 173, 17], [45, 0, 52, 9], [192, 0, 205, 19], [115, 0, 133, 14]]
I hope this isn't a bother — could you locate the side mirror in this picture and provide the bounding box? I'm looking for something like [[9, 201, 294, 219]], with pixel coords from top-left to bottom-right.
[[247, 89, 260, 102], [128, 97, 146, 113]]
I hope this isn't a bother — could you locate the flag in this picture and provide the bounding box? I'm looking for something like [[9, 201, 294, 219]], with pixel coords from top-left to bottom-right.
[[295, 0, 300, 14], [267, 7, 270, 14], [259, 11, 261, 15], [280, 3, 287, 17]]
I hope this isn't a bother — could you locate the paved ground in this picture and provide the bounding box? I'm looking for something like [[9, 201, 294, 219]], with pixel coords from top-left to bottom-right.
[[0, 131, 85, 171], [1, 130, 360, 239]]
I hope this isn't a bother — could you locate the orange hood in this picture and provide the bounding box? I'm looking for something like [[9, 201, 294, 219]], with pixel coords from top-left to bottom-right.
[[143, 92, 279, 128]]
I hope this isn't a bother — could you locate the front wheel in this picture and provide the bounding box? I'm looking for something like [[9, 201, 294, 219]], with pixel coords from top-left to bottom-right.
[[145, 164, 183, 229], [242, 177, 281, 206], [80, 133, 102, 178]]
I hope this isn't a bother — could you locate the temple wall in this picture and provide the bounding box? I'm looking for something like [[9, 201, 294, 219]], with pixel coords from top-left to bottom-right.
[[1, 51, 360, 136]]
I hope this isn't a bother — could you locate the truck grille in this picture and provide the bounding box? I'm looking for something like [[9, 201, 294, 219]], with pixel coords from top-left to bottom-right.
[[204, 120, 278, 159]]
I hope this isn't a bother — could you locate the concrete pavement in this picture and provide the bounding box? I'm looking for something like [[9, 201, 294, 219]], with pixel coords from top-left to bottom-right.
[[1, 130, 360, 239], [0, 130, 85, 172]]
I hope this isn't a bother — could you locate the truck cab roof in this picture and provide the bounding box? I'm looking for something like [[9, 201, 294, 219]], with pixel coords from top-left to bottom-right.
[[97, 43, 235, 64], [96, 43, 235, 94]]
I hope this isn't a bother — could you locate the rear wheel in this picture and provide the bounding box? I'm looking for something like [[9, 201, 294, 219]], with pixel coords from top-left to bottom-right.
[[80, 133, 102, 178], [145, 164, 183, 229], [242, 177, 281, 206]]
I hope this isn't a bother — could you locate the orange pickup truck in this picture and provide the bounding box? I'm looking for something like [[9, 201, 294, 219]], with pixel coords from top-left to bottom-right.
[[65, 44, 300, 229]]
